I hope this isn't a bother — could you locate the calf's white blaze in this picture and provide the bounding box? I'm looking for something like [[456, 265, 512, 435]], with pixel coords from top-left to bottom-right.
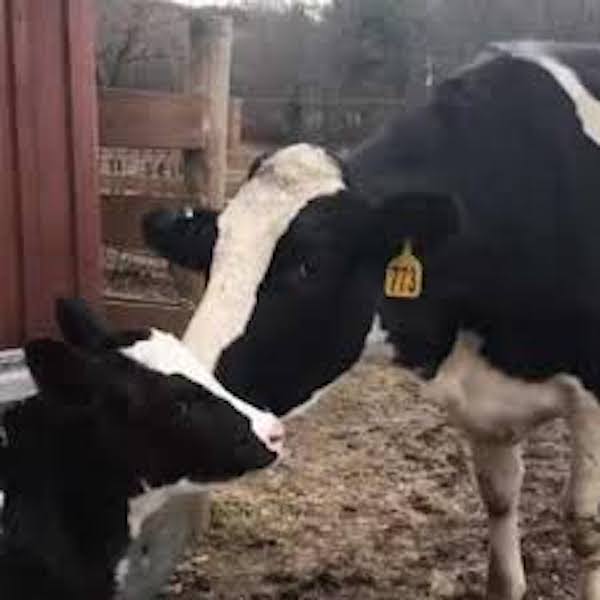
[[497, 41, 600, 147], [120, 329, 284, 454], [183, 143, 345, 372]]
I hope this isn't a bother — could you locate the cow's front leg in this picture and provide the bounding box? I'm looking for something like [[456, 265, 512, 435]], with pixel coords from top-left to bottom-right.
[[470, 439, 526, 600], [566, 390, 600, 600]]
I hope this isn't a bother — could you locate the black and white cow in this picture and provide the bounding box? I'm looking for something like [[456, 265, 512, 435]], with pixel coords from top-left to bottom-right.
[[143, 41, 600, 599], [0, 300, 283, 600]]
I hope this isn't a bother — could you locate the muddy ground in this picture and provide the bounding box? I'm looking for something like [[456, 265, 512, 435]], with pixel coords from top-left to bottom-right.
[[163, 360, 576, 599]]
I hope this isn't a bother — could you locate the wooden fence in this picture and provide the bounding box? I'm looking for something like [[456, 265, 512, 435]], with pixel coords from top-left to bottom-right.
[[99, 16, 232, 336]]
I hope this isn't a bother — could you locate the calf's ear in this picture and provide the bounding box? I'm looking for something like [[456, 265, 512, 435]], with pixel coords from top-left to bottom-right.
[[56, 298, 110, 350], [142, 207, 217, 272], [56, 298, 149, 351], [24, 339, 97, 398]]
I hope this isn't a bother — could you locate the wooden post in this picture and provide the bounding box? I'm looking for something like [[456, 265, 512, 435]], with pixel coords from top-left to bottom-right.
[[174, 15, 233, 305], [185, 14, 232, 211], [228, 96, 243, 154]]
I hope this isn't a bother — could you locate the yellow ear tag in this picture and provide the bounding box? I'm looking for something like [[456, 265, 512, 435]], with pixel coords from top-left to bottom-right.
[[384, 240, 423, 299]]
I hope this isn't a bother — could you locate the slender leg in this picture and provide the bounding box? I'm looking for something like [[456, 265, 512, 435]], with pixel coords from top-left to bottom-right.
[[566, 394, 600, 600], [470, 439, 526, 600]]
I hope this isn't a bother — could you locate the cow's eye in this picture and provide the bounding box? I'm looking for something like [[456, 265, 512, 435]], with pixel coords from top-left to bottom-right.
[[298, 259, 317, 279]]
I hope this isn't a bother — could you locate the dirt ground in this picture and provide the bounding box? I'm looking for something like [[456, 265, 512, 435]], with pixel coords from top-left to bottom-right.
[[163, 359, 577, 600]]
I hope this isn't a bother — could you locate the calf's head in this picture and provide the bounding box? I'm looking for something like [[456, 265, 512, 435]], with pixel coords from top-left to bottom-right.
[[52, 298, 283, 483], [144, 144, 459, 416], [0, 302, 284, 597]]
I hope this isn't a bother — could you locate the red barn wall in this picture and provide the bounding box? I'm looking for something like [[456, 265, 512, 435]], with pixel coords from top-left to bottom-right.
[[0, 0, 101, 349]]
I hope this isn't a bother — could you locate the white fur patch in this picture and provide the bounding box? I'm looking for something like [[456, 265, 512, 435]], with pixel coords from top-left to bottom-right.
[[0, 348, 38, 404], [429, 331, 578, 442], [183, 144, 345, 372], [496, 41, 600, 146], [0, 491, 4, 512], [121, 330, 284, 454], [360, 314, 396, 363], [114, 557, 130, 589]]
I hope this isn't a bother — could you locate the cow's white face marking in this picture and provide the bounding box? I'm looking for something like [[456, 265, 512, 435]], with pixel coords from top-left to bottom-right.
[[497, 41, 600, 147], [121, 329, 284, 455], [183, 144, 345, 372], [0, 491, 4, 512]]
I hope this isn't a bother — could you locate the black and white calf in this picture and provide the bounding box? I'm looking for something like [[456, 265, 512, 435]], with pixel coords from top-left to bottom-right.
[[0, 300, 283, 599], [144, 41, 600, 599]]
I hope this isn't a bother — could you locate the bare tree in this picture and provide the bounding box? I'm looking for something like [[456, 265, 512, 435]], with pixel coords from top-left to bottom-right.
[[96, 0, 187, 89]]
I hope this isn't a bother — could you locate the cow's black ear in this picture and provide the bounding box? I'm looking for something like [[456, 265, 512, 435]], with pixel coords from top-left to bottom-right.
[[143, 207, 217, 272], [374, 192, 461, 256], [24, 339, 96, 397]]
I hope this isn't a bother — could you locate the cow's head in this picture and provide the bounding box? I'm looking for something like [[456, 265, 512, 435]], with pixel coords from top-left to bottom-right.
[[37, 298, 284, 485], [144, 144, 459, 416]]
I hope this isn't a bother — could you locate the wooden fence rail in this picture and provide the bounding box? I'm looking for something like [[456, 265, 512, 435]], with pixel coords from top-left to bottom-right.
[[99, 89, 209, 149]]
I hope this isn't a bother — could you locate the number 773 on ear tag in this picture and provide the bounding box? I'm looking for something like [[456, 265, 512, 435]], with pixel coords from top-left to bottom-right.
[[384, 240, 423, 299]]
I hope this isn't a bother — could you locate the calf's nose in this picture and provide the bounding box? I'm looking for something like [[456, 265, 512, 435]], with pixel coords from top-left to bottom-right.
[[253, 412, 285, 455]]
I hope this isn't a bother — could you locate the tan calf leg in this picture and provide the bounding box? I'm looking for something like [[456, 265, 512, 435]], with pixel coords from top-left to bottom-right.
[[566, 389, 600, 600], [471, 440, 526, 600]]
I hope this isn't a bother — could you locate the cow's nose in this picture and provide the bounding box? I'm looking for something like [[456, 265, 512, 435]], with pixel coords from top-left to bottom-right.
[[253, 412, 285, 455]]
